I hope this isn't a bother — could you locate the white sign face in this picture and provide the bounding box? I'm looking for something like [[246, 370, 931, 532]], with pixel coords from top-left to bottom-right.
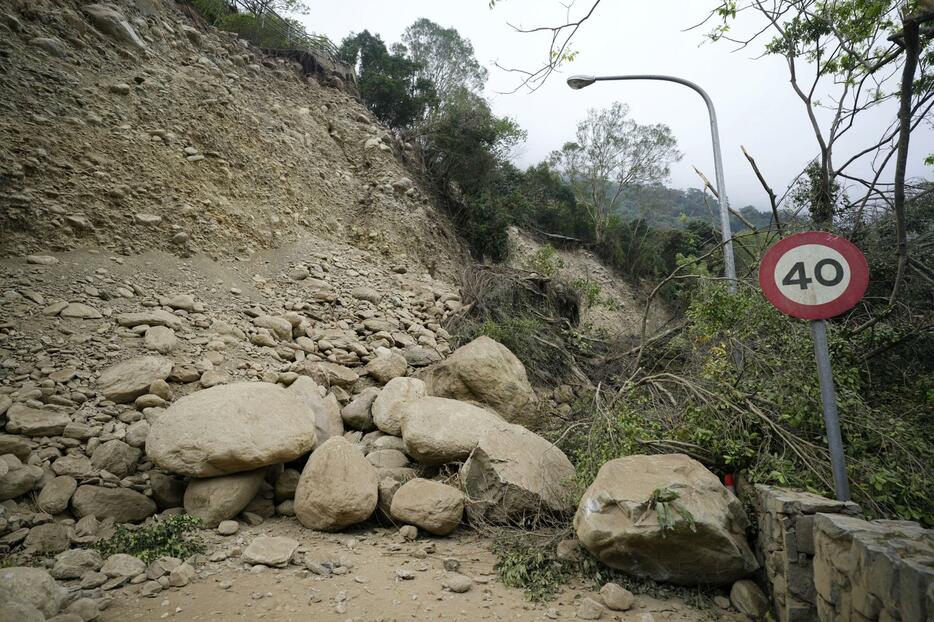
[[772, 244, 852, 306]]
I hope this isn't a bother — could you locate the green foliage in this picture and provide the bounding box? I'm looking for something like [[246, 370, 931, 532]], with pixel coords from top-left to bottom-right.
[[402, 18, 488, 105], [493, 538, 570, 602], [647, 488, 697, 535], [564, 279, 934, 526], [526, 245, 564, 277], [95, 515, 205, 563], [491, 531, 717, 606], [339, 31, 437, 129], [550, 102, 682, 244], [190, 1, 334, 56], [572, 278, 601, 307]]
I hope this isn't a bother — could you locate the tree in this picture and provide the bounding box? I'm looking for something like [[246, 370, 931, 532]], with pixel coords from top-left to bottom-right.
[[703, 0, 934, 302], [550, 102, 681, 244], [339, 31, 437, 129], [402, 18, 488, 105], [419, 88, 525, 195]]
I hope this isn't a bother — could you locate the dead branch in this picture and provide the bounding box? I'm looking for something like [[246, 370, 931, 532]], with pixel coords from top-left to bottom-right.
[[741, 145, 782, 235]]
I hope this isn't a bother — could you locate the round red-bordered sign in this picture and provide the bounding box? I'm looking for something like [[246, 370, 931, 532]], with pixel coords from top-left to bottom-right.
[[759, 231, 869, 320]]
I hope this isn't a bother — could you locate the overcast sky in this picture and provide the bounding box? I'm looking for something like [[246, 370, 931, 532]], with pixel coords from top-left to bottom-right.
[[305, 0, 934, 211]]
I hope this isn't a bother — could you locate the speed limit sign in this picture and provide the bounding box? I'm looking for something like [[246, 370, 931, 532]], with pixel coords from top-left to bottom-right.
[[759, 231, 869, 320], [758, 231, 869, 502]]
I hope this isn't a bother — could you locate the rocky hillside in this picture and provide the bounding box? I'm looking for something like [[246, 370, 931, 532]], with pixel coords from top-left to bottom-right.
[[0, 0, 462, 277], [0, 2, 869, 622]]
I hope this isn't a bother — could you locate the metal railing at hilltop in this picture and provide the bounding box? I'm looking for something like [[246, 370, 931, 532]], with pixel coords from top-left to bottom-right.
[[192, 0, 343, 65]]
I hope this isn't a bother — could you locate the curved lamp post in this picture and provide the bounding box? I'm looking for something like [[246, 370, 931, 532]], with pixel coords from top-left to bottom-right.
[[567, 74, 736, 291]]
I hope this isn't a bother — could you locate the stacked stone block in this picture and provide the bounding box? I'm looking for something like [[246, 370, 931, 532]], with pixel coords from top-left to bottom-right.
[[754, 485, 861, 622], [812, 514, 934, 622]]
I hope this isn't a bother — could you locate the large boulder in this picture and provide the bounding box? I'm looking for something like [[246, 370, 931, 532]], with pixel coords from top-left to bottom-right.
[[371, 377, 426, 436], [98, 356, 173, 404], [422, 336, 537, 425], [71, 485, 156, 522], [5, 403, 70, 436], [400, 397, 502, 465], [365, 350, 407, 384], [461, 423, 575, 524], [288, 377, 344, 446], [389, 478, 464, 536], [82, 4, 147, 50], [573, 454, 758, 586], [0, 567, 66, 617], [146, 382, 316, 477], [294, 437, 377, 531], [183, 469, 265, 527]]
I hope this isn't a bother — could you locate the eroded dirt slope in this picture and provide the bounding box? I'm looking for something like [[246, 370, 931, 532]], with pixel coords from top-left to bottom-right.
[[0, 0, 461, 277]]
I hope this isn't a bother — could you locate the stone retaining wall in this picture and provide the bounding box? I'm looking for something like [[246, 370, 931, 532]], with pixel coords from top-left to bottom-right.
[[754, 485, 934, 622], [754, 485, 860, 622], [813, 514, 934, 622]]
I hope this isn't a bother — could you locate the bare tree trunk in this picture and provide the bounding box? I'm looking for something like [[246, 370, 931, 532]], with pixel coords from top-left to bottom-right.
[[814, 152, 835, 227], [889, 17, 920, 305]]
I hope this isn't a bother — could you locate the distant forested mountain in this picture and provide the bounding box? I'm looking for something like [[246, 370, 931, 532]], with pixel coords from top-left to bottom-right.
[[614, 184, 776, 232]]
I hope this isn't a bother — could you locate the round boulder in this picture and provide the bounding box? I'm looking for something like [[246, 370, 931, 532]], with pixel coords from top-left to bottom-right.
[[573, 454, 758, 586], [371, 377, 426, 436], [0, 566, 66, 618], [146, 382, 317, 477], [183, 469, 266, 527], [390, 478, 464, 536], [422, 336, 537, 426], [294, 437, 377, 531], [400, 397, 502, 465]]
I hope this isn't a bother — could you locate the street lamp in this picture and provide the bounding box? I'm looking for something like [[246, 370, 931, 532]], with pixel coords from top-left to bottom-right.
[[567, 74, 737, 291]]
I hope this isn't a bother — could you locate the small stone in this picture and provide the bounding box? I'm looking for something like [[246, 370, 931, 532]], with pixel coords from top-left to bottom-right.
[[217, 520, 239, 536], [168, 563, 195, 587], [441, 573, 473, 593], [241, 536, 298, 568], [399, 525, 417, 541], [60, 303, 102, 319], [576, 597, 605, 620], [101, 553, 146, 577], [729, 580, 769, 618], [135, 213, 162, 225], [27, 254, 59, 265], [599, 583, 634, 611]]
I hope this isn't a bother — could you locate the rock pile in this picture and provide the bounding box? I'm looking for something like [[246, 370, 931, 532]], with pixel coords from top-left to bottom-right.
[[0, 234, 578, 612]]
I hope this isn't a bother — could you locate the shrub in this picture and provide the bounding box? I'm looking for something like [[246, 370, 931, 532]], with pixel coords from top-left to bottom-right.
[[572, 278, 601, 307], [563, 281, 934, 526], [95, 514, 205, 563], [526, 245, 564, 277]]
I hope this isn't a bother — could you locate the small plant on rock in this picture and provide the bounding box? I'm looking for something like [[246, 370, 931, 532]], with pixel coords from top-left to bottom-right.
[[644, 487, 696, 535], [95, 514, 205, 563]]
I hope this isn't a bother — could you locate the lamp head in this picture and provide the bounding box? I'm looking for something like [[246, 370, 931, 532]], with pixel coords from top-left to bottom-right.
[[567, 75, 597, 90]]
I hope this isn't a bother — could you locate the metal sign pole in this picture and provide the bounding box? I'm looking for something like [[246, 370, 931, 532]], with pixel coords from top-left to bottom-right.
[[809, 319, 851, 501]]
